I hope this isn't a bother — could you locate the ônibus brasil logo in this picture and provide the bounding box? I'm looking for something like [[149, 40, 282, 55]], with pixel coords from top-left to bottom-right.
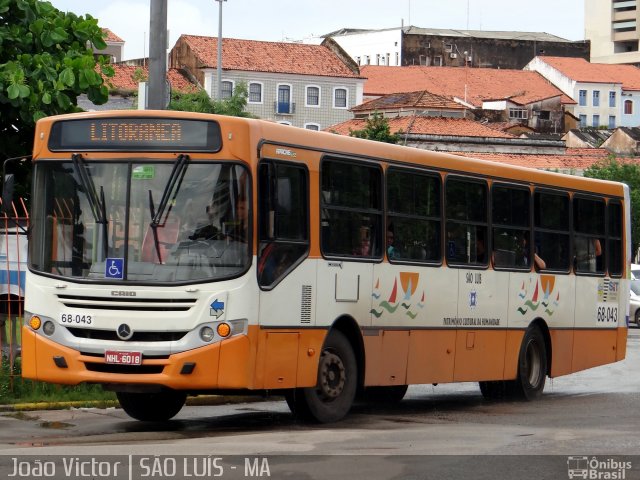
[[567, 456, 632, 479]]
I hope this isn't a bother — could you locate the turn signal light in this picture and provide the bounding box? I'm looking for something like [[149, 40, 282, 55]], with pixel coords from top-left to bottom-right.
[[29, 316, 42, 330], [216, 322, 231, 338]]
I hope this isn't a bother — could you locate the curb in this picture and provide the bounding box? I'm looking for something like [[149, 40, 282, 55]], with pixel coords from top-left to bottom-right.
[[0, 395, 276, 412]]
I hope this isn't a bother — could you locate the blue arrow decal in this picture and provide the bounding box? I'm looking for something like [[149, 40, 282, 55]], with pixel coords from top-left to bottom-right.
[[211, 299, 225, 311]]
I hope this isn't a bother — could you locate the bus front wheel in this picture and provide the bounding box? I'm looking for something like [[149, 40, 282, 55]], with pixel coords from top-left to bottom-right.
[[512, 326, 547, 400], [285, 330, 357, 423], [116, 390, 186, 421]]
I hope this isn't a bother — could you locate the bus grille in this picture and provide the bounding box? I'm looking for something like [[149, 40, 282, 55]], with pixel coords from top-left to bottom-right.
[[68, 327, 188, 342], [84, 363, 164, 374], [56, 294, 196, 312], [301, 285, 312, 324]]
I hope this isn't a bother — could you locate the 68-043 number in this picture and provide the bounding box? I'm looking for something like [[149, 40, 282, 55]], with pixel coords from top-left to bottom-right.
[[596, 306, 618, 323], [60, 313, 93, 325]]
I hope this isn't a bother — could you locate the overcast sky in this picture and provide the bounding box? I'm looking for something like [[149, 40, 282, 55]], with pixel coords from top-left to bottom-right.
[[48, 0, 586, 61]]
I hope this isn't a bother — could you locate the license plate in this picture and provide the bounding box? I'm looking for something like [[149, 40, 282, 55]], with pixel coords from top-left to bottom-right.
[[105, 351, 142, 365]]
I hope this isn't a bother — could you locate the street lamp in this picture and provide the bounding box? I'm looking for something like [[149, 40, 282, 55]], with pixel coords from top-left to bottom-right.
[[215, 0, 227, 101]]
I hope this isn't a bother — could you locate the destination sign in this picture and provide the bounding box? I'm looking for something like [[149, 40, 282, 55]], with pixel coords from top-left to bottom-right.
[[48, 117, 221, 152]]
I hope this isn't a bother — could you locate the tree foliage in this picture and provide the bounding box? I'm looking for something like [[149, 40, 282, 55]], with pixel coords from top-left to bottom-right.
[[349, 112, 401, 144], [583, 155, 640, 257], [169, 81, 253, 117], [0, 0, 113, 161]]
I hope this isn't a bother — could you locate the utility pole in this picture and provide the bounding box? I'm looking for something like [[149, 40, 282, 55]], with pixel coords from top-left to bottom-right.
[[215, 0, 227, 100], [148, 0, 168, 109]]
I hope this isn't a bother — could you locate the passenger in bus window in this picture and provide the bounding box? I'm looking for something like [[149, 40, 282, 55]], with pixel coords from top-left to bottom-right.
[[353, 226, 371, 256], [574, 237, 602, 272], [517, 233, 546, 270], [387, 225, 399, 260]]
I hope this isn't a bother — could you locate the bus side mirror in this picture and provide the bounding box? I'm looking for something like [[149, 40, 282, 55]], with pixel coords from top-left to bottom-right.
[[2, 173, 15, 214]]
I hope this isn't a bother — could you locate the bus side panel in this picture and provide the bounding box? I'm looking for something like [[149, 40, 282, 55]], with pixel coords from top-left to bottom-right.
[[363, 332, 383, 385], [217, 332, 254, 389], [453, 329, 507, 382], [571, 329, 618, 373], [549, 329, 575, 377], [616, 326, 627, 361], [253, 329, 326, 389], [502, 330, 525, 380], [406, 330, 456, 384], [379, 330, 409, 385], [453, 269, 508, 382]]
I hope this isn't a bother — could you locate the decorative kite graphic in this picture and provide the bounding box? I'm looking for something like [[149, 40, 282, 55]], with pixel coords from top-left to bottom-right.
[[371, 272, 424, 319], [517, 275, 560, 316]]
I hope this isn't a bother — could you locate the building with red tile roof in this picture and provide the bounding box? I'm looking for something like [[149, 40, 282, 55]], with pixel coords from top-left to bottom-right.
[[351, 90, 465, 118], [525, 56, 640, 129], [96, 28, 125, 63], [105, 65, 199, 95], [360, 65, 572, 133], [170, 35, 364, 130]]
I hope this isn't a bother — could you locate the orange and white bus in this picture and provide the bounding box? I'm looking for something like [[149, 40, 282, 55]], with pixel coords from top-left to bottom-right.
[[19, 111, 630, 422]]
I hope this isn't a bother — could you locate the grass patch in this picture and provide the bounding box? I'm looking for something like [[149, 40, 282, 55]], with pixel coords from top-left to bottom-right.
[[0, 356, 116, 405]]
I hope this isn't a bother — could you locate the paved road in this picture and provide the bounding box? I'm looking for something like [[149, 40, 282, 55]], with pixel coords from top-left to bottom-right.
[[0, 328, 638, 479]]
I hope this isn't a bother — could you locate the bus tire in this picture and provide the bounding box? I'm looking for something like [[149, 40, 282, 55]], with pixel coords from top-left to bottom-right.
[[116, 391, 186, 421], [286, 330, 357, 423], [512, 326, 547, 400], [362, 385, 408, 404]]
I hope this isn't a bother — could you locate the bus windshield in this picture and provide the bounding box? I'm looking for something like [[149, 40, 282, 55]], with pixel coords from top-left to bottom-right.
[[29, 160, 250, 283]]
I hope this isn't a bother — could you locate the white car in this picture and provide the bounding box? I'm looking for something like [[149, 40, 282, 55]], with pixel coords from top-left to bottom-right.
[[630, 279, 640, 327], [632, 264, 640, 280]]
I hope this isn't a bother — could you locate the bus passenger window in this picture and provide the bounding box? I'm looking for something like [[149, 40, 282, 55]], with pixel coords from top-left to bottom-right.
[[608, 201, 623, 276], [258, 161, 308, 288], [386, 168, 441, 263], [573, 196, 605, 274], [321, 159, 383, 259], [534, 191, 570, 271], [492, 184, 530, 270], [445, 177, 487, 266]]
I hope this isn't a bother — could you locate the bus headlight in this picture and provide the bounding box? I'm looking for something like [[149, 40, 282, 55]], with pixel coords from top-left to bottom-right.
[[199, 326, 215, 342], [43, 321, 56, 336], [29, 316, 42, 331]]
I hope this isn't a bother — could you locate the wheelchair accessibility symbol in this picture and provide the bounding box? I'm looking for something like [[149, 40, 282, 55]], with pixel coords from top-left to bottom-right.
[[105, 258, 124, 279]]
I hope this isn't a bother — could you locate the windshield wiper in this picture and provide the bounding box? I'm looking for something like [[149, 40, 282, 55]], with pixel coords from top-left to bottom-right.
[[71, 154, 108, 258], [148, 154, 189, 263]]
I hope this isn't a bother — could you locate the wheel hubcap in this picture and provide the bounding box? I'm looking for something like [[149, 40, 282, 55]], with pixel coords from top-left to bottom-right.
[[525, 340, 541, 387], [318, 351, 346, 400]]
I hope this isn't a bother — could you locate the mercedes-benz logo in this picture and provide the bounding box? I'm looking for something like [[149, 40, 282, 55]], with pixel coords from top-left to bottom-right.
[[116, 323, 133, 341]]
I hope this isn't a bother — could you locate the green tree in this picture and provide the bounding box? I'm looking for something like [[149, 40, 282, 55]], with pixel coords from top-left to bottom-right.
[[0, 0, 113, 161], [349, 112, 401, 144], [169, 81, 253, 117], [583, 155, 640, 256]]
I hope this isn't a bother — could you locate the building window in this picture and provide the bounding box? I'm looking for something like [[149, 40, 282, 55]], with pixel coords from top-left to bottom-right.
[[376, 54, 381, 65], [276, 84, 293, 114], [395, 52, 399, 65], [445, 44, 453, 52], [593, 114, 600, 127], [356, 56, 361, 65], [579, 90, 587, 106], [304, 123, 320, 131], [609, 91, 616, 107], [538, 111, 550, 120], [386, 53, 390, 65], [365, 55, 370, 65], [333, 87, 348, 109], [593, 90, 600, 107], [306, 86, 320, 107], [509, 108, 528, 119], [248, 82, 262, 103], [625, 99, 633, 114], [579, 114, 587, 127], [609, 115, 616, 129], [221, 80, 233, 99]]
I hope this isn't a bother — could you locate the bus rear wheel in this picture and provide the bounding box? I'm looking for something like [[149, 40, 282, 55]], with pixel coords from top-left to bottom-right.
[[512, 326, 547, 400], [285, 330, 357, 423], [116, 391, 186, 421]]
